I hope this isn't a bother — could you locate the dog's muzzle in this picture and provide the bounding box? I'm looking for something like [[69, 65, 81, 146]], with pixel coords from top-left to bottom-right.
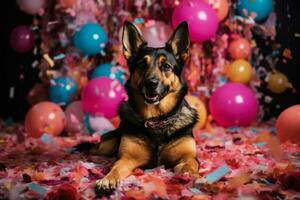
[[143, 77, 160, 105]]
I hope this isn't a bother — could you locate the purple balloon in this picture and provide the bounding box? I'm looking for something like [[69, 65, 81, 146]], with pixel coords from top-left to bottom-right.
[[81, 77, 127, 119], [65, 101, 85, 134], [209, 83, 258, 127], [172, 0, 219, 42], [10, 26, 35, 53]]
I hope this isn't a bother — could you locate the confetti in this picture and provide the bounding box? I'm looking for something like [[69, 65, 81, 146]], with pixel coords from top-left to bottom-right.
[[0, 123, 299, 199], [9, 87, 15, 99], [28, 183, 48, 195], [205, 164, 231, 184], [227, 171, 251, 189], [31, 60, 39, 68], [53, 53, 66, 60], [43, 54, 55, 67]]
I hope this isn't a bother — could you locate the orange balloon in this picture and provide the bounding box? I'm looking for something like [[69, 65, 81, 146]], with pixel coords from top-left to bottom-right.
[[227, 59, 252, 84], [276, 105, 300, 144], [25, 101, 66, 138], [267, 72, 289, 94], [218, 0, 229, 21], [228, 38, 251, 60], [185, 95, 207, 130], [203, 0, 229, 21]]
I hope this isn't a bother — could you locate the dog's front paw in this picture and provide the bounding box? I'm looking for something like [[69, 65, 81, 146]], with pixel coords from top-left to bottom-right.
[[174, 162, 199, 178], [95, 175, 120, 195]]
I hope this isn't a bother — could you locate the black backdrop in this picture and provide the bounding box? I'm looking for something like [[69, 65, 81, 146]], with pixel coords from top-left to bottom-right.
[[0, 0, 299, 121], [0, 1, 39, 120]]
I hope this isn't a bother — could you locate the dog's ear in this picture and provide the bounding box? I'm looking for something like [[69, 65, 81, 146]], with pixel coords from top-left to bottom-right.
[[122, 21, 146, 60], [166, 21, 190, 64]]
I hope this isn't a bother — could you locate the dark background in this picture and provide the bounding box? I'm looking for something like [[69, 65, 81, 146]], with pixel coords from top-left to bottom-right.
[[0, 0, 299, 121]]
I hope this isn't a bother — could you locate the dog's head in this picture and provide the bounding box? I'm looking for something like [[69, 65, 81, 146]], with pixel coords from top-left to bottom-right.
[[122, 21, 189, 105]]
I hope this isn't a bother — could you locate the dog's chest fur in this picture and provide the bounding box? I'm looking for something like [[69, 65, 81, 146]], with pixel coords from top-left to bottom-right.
[[119, 100, 198, 142]]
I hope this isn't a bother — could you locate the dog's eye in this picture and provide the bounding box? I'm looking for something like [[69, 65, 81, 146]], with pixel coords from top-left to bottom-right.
[[162, 63, 172, 71]]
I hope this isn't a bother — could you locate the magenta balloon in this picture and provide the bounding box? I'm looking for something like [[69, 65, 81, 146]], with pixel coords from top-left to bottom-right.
[[172, 0, 219, 42], [142, 21, 173, 48], [209, 83, 258, 127], [81, 77, 127, 119], [10, 26, 35, 53], [65, 101, 85, 133]]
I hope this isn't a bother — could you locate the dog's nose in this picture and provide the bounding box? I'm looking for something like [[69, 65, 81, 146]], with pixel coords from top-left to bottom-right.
[[145, 78, 159, 88]]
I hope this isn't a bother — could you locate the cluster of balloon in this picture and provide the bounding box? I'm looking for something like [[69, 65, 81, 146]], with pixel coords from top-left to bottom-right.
[[81, 77, 127, 119], [276, 105, 300, 144], [172, 0, 219, 42], [73, 23, 108, 55], [64, 101, 85, 134], [267, 72, 290, 94], [49, 77, 78, 106], [141, 21, 173, 48], [17, 0, 46, 15], [227, 38, 252, 84], [91, 63, 127, 85], [237, 0, 273, 22], [185, 95, 207, 130], [227, 59, 252, 84], [209, 83, 258, 127], [25, 102, 65, 138], [10, 26, 35, 53]]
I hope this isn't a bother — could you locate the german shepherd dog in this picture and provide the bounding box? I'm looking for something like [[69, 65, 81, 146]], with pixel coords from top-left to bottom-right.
[[87, 21, 199, 194]]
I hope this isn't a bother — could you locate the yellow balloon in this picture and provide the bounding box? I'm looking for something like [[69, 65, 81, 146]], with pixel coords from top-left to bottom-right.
[[227, 59, 252, 84], [268, 72, 289, 94], [185, 95, 207, 130]]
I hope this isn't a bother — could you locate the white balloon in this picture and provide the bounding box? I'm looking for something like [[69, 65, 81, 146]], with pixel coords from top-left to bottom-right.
[[88, 115, 115, 135]]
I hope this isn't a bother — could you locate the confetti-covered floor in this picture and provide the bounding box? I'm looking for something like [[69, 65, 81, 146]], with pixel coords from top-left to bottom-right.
[[0, 122, 300, 200]]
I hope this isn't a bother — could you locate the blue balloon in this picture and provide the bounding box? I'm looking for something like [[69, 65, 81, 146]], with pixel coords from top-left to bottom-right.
[[49, 77, 78, 106], [73, 23, 108, 55], [91, 63, 126, 84], [237, 0, 273, 22]]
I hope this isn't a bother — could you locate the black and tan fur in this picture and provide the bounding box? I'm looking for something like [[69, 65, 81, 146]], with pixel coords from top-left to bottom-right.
[[87, 21, 199, 194]]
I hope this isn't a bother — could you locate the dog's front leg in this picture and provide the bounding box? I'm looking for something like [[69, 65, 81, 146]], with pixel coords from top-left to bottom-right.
[[160, 136, 199, 177], [95, 134, 152, 194]]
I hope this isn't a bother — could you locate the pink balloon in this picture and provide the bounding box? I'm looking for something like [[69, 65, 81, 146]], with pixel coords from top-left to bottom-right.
[[141, 21, 173, 48], [172, 0, 219, 42], [17, 0, 46, 15], [81, 77, 127, 119], [209, 83, 258, 127], [10, 26, 35, 53], [65, 101, 85, 133]]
